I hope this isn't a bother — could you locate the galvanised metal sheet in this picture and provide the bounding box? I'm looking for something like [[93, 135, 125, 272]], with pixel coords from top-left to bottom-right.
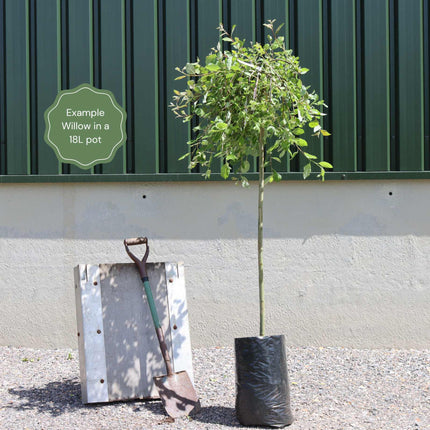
[[74, 262, 194, 404]]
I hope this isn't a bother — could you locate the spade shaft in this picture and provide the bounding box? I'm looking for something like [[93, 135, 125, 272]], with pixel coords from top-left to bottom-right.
[[141, 276, 174, 376]]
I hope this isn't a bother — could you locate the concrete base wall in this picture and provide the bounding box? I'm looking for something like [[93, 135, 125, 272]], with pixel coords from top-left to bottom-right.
[[1, 180, 429, 349]]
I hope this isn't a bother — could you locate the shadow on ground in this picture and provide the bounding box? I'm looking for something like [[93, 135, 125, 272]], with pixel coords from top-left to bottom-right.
[[8, 378, 83, 416], [7, 380, 239, 427], [192, 406, 240, 427], [6, 378, 164, 418]]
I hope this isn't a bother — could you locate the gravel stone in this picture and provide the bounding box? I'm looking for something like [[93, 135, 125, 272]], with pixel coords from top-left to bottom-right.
[[0, 346, 429, 429]]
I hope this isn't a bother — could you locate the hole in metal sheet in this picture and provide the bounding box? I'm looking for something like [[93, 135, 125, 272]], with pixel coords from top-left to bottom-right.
[[142, 195, 147, 199], [77, 332, 80, 337]]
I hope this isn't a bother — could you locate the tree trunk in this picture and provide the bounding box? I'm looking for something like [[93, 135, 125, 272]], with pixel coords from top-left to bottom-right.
[[258, 127, 265, 337]]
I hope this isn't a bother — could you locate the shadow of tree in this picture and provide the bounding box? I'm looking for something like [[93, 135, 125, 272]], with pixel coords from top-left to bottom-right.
[[6, 378, 166, 418], [7, 380, 241, 427], [7, 379, 82, 416], [192, 406, 241, 428]]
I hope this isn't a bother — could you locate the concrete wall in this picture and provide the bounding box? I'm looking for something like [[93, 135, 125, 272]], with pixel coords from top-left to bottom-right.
[[0, 180, 429, 349]]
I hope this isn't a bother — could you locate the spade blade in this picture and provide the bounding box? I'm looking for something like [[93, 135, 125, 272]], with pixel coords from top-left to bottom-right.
[[153, 371, 201, 418]]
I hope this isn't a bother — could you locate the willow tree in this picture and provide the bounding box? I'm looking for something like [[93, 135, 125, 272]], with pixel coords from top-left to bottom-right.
[[171, 21, 331, 336]]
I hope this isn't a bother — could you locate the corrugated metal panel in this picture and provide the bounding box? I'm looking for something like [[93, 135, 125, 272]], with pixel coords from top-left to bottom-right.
[[397, 0, 424, 171], [65, 0, 93, 175], [164, 0, 189, 174], [0, 0, 429, 181], [363, 0, 390, 171], [4, 0, 29, 175], [331, 0, 357, 172], [35, 0, 61, 174], [297, 0, 323, 170], [131, 0, 158, 173]]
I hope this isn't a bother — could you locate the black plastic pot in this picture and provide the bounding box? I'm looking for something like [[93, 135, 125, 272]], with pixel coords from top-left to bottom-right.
[[235, 335, 294, 428]]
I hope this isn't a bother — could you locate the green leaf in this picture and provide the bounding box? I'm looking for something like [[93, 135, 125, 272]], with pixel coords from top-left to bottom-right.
[[264, 175, 274, 185], [206, 63, 220, 72], [273, 170, 282, 182], [185, 64, 194, 74], [293, 128, 305, 136], [303, 163, 311, 179], [215, 122, 228, 130], [266, 125, 277, 135], [304, 152, 317, 160], [240, 160, 250, 173], [289, 150, 298, 160], [295, 138, 308, 147], [178, 152, 189, 161], [226, 56, 233, 70], [222, 37, 233, 42], [319, 161, 333, 169], [205, 54, 216, 65], [321, 129, 331, 136], [309, 121, 319, 128], [221, 163, 230, 179], [275, 23, 285, 34], [175, 75, 186, 80]]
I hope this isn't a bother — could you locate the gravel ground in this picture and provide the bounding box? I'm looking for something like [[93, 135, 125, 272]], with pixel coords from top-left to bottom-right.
[[0, 345, 429, 430]]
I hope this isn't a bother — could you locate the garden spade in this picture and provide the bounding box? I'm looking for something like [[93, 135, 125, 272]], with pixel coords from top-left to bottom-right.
[[124, 237, 200, 418]]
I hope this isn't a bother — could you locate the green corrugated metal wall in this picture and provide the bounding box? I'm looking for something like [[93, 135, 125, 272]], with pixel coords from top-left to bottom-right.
[[0, 0, 429, 182]]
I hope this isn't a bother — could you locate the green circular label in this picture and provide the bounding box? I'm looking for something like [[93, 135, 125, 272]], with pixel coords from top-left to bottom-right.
[[44, 84, 127, 169]]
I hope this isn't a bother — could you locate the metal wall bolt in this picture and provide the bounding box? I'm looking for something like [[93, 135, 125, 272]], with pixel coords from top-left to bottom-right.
[[100, 379, 104, 384], [97, 329, 101, 334], [93, 281, 98, 286], [173, 324, 178, 330], [169, 278, 174, 283]]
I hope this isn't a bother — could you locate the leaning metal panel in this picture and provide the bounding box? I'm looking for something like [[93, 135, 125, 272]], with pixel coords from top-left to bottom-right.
[[74, 264, 109, 403], [74, 262, 193, 404], [165, 262, 194, 382]]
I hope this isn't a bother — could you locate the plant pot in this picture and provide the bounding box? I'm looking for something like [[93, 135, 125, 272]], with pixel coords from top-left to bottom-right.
[[235, 335, 294, 428]]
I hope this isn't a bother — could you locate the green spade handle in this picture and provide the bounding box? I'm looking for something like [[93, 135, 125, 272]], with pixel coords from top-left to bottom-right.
[[142, 277, 161, 328]]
